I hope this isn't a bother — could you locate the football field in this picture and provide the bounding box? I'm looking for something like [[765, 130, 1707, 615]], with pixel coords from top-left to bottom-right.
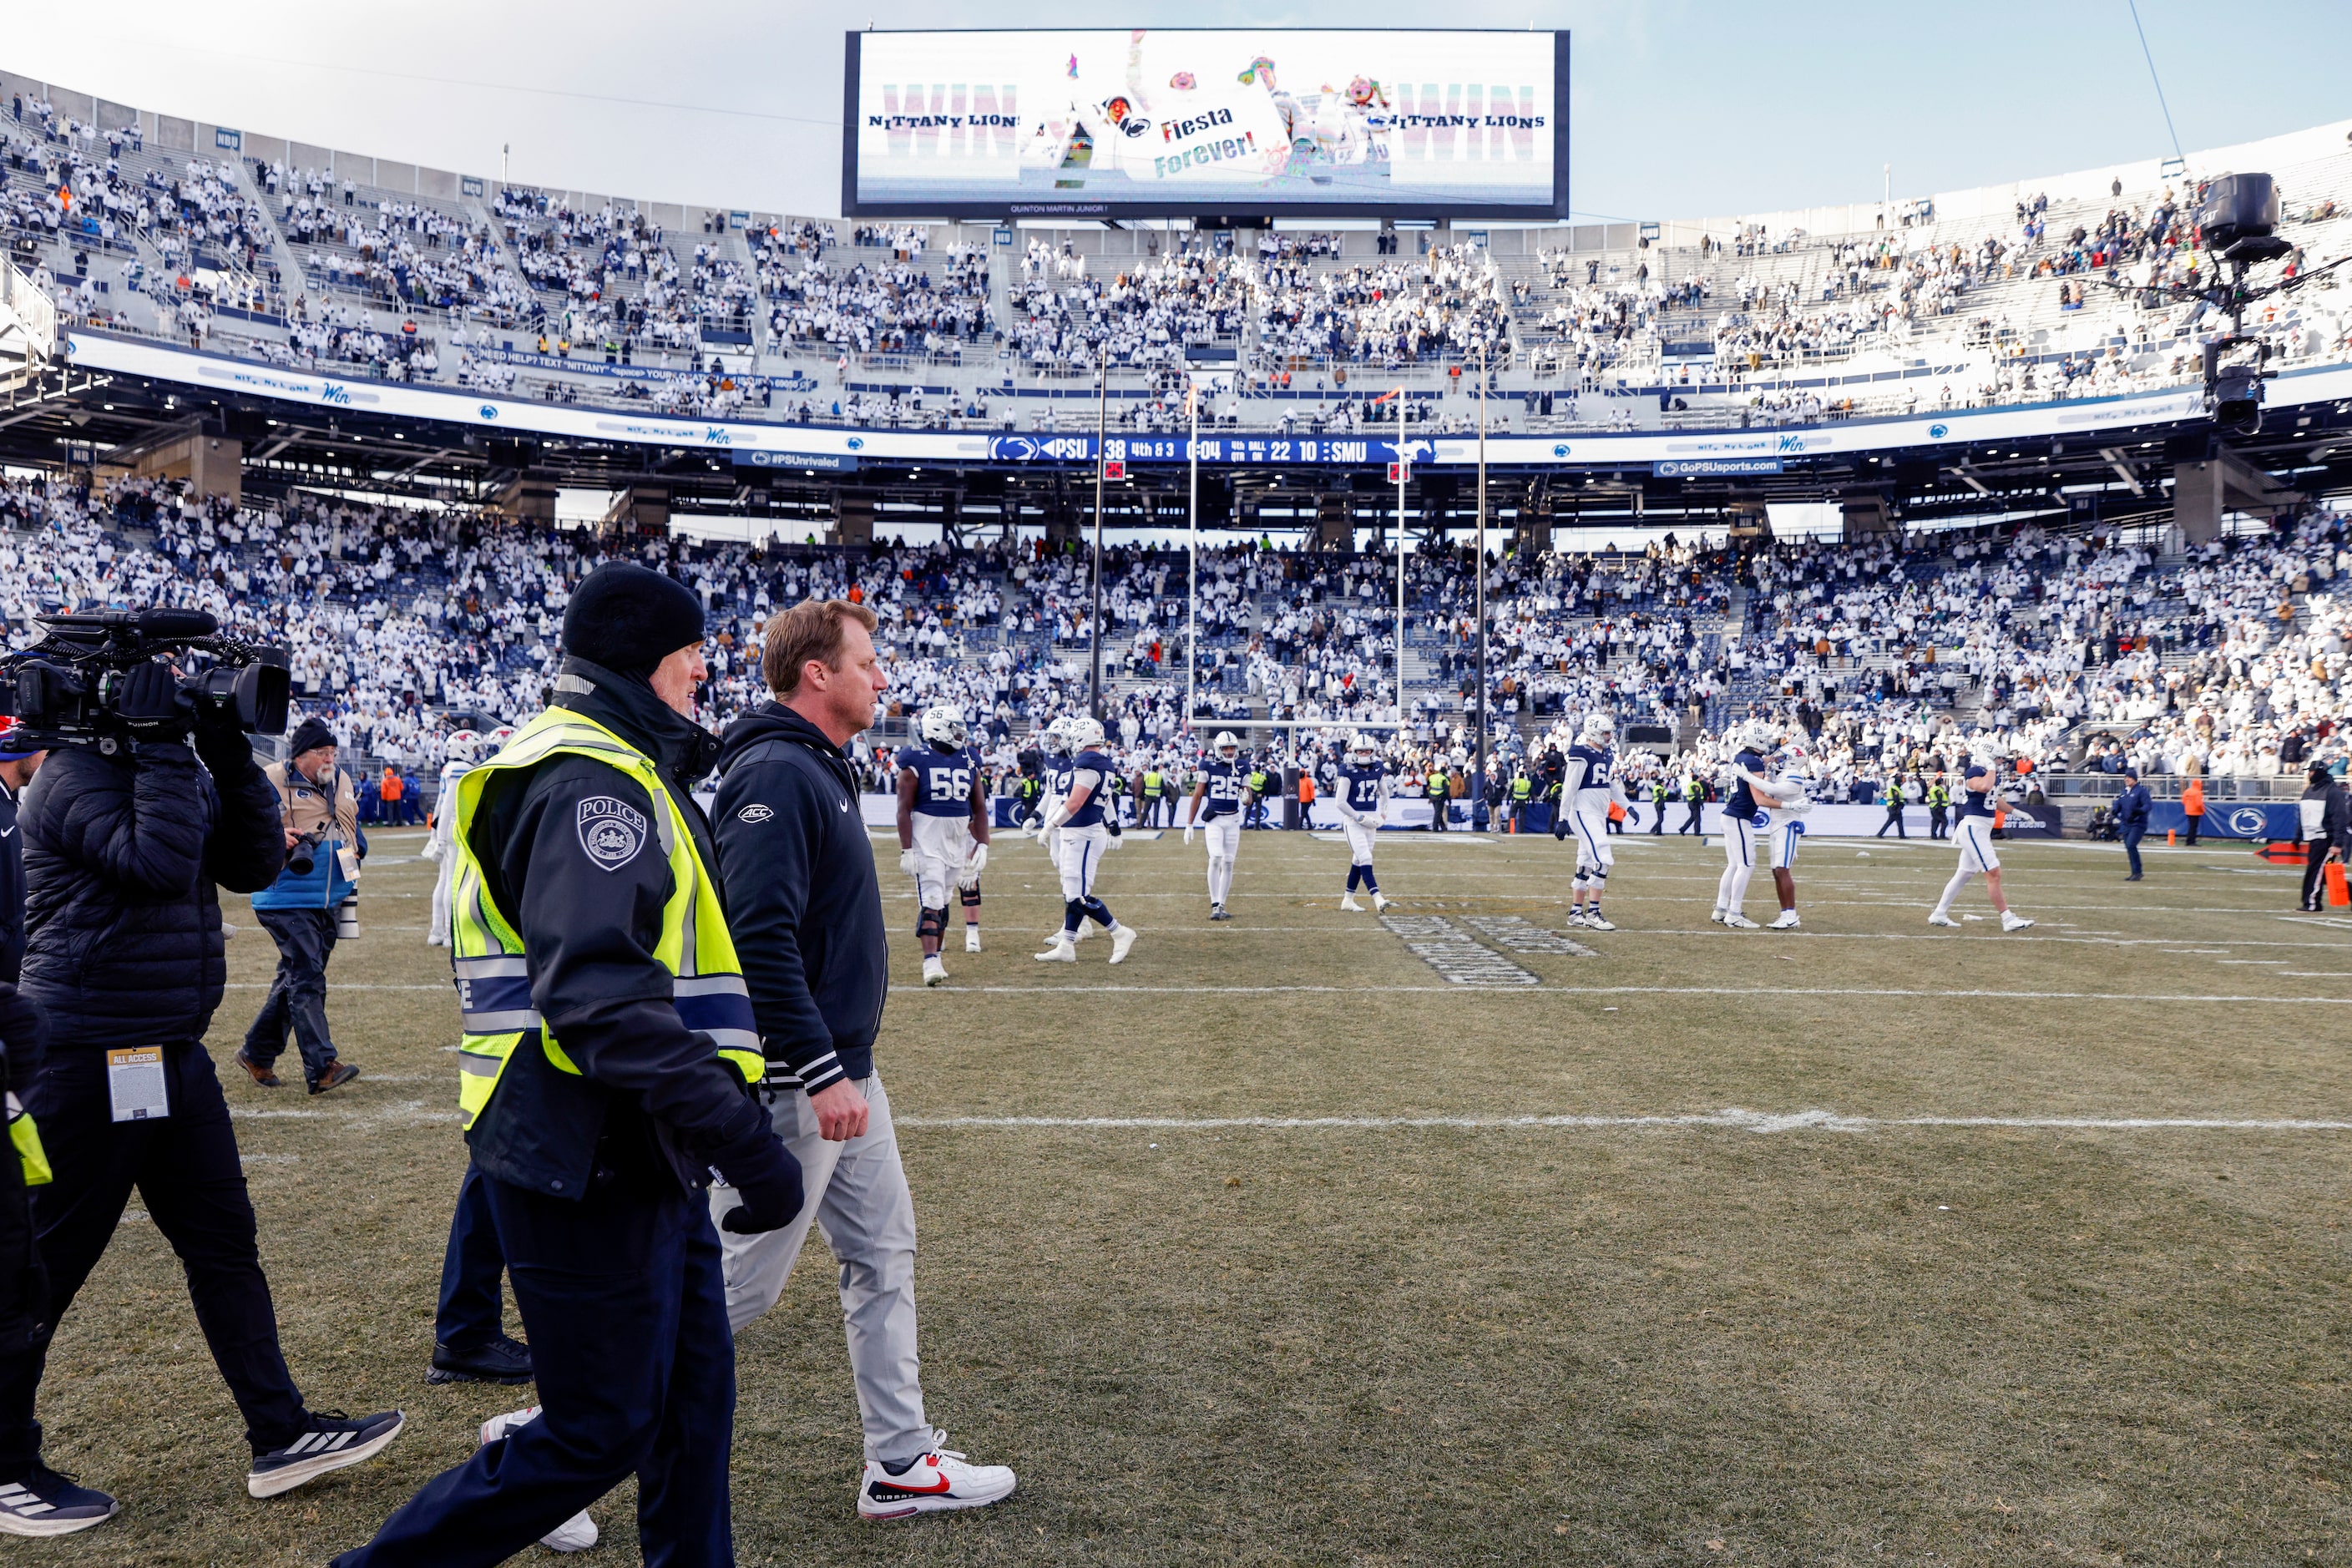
[[26, 822, 2352, 1566]]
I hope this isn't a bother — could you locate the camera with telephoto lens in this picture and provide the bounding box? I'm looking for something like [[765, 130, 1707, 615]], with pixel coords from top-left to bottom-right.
[[0, 607, 291, 756], [286, 828, 327, 878]]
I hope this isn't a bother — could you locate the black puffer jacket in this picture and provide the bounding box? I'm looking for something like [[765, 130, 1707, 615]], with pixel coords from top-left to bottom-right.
[[20, 736, 286, 1049]]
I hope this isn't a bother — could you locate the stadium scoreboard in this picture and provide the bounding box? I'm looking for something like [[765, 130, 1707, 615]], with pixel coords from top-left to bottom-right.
[[842, 28, 1568, 221]]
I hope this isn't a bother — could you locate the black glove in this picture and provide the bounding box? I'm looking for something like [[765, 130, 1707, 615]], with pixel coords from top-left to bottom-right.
[[1107, 817, 1123, 838], [114, 661, 187, 739], [710, 1111, 804, 1235], [190, 701, 255, 777]]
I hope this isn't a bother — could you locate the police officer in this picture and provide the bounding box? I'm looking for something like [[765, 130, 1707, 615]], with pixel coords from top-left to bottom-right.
[[1139, 761, 1166, 827], [1927, 773, 1952, 841], [1425, 760, 1449, 832], [1510, 767, 1534, 833], [334, 564, 804, 1567], [1247, 758, 1273, 830], [1680, 771, 1706, 835], [1649, 775, 1670, 834], [1874, 774, 1908, 839]]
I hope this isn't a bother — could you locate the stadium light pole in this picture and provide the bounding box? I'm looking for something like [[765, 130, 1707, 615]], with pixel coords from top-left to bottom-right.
[[1474, 340, 1490, 822], [1090, 357, 1105, 721], [1186, 375, 1198, 738]]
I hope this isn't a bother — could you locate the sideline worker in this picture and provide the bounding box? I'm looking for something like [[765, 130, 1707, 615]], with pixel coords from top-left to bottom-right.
[[710, 598, 1016, 1520], [334, 563, 803, 1567], [237, 718, 362, 1094], [2116, 766, 2152, 881]]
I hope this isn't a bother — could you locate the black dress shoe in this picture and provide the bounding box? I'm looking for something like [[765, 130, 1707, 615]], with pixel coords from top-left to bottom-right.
[[427, 1333, 534, 1385]]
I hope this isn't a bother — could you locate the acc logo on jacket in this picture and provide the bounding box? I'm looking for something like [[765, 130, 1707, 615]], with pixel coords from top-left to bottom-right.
[[736, 802, 775, 823], [577, 796, 650, 870]]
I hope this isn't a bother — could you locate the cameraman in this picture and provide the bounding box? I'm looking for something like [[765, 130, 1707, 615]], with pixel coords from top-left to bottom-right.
[[0, 728, 53, 1530], [0, 660, 402, 1534], [236, 718, 362, 1094]]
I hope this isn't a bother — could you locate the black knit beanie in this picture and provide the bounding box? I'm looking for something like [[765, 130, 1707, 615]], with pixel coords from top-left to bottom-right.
[[562, 564, 705, 679], [286, 717, 337, 758]]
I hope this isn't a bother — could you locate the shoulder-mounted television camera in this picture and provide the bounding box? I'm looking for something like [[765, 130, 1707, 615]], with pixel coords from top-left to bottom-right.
[[0, 608, 291, 756]]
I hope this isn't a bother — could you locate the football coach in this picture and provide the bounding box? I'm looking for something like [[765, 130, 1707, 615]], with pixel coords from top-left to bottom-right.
[[708, 598, 1015, 1519]]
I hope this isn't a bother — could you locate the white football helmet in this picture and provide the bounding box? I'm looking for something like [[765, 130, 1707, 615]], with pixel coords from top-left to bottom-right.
[[920, 704, 969, 751], [488, 725, 516, 752], [1065, 715, 1106, 751], [1212, 730, 1241, 761], [1580, 711, 1616, 746], [444, 729, 481, 764], [1348, 734, 1379, 765], [1737, 719, 1778, 751], [1041, 717, 1073, 756]]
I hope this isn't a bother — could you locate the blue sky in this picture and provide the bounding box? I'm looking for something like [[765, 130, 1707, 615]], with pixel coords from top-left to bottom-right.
[[9, 1, 2350, 221]]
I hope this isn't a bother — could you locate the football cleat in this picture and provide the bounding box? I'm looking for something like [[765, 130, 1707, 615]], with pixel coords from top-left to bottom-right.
[[1710, 908, 1727, 925], [1565, 910, 1592, 928], [922, 957, 949, 987], [1034, 938, 1076, 963], [2000, 910, 2036, 932], [1722, 913, 1760, 929], [1209, 903, 1232, 921], [1767, 910, 1801, 930], [1583, 913, 1617, 932], [964, 928, 982, 954], [479, 1409, 599, 1552], [1927, 911, 1961, 928], [1372, 893, 1392, 913], [1339, 895, 1363, 912], [1109, 923, 1139, 964], [857, 1431, 1017, 1520]]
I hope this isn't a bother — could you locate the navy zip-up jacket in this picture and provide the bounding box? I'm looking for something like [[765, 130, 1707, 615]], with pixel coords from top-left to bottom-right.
[[711, 703, 886, 1095]]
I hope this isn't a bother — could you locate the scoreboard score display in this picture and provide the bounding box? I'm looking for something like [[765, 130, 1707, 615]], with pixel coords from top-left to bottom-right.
[[842, 28, 1567, 220]]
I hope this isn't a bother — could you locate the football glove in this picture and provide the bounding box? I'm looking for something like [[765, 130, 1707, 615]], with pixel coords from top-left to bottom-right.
[[898, 848, 918, 878], [959, 842, 988, 888], [1182, 823, 1195, 845]]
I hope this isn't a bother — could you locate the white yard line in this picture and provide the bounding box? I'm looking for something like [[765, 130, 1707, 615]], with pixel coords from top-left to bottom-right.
[[893, 984, 2352, 1004], [893, 1106, 2352, 1136]]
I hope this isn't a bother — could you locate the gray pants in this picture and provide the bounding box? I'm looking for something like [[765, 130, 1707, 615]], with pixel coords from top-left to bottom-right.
[[710, 1071, 928, 1464]]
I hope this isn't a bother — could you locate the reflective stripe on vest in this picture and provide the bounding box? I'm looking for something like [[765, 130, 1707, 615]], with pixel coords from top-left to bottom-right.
[[446, 707, 762, 1130], [7, 1092, 50, 1186]]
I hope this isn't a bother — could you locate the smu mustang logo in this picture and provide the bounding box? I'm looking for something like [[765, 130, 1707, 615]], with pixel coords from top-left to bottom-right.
[[577, 796, 649, 870]]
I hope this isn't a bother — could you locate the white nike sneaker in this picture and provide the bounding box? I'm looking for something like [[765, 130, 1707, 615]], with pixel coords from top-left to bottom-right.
[[2000, 910, 2036, 932], [857, 1431, 1017, 1520], [1927, 911, 1960, 928], [1109, 923, 1139, 964], [1709, 908, 1727, 925], [1034, 938, 1076, 962], [479, 1409, 599, 1552], [964, 928, 982, 954], [1767, 910, 1801, 930], [1584, 913, 1618, 932], [1722, 912, 1760, 929], [1372, 893, 1392, 913], [1565, 910, 1590, 928], [1339, 894, 1363, 912], [922, 956, 948, 987]]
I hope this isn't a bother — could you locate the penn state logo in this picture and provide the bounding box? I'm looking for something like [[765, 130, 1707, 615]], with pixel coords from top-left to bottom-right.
[[2228, 806, 2267, 837], [577, 796, 649, 870], [736, 802, 775, 823], [1751, 809, 1771, 828], [1927, 422, 1950, 438]]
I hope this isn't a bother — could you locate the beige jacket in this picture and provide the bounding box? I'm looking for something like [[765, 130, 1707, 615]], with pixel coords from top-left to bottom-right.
[[266, 758, 358, 844]]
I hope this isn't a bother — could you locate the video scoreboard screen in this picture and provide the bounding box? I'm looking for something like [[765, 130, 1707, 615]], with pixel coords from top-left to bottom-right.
[[842, 28, 1567, 220]]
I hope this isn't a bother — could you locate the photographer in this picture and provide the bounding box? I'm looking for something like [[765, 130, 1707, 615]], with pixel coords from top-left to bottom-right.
[[0, 658, 402, 1534], [235, 718, 362, 1094], [0, 728, 53, 1531]]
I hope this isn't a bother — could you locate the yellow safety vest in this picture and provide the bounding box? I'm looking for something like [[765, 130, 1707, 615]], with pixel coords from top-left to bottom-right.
[[446, 708, 763, 1130], [7, 1092, 49, 1186], [1144, 770, 1163, 796]]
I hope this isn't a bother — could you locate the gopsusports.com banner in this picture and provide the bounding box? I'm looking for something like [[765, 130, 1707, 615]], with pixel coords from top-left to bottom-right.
[[843, 28, 1567, 220]]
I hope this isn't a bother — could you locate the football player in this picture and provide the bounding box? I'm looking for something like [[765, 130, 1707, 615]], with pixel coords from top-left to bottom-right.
[[1713, 719, 1785, 929], [896, 706, 991, 986], [1031, 717, 1091, 946], [1331, 734, 1393, 913], [1930, 757, 2036, 931], [1758, 740, 1812, 930], [1181, 730, 1251, 920], [1562, 713, 1629, 930], [1035, 716, 1140, 964]]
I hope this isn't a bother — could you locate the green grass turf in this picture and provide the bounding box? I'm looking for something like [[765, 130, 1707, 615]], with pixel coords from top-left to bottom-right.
[[18, 822, 2352, 1565]]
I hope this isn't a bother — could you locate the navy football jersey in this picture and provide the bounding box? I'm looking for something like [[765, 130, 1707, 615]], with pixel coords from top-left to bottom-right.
[[1957, 766, 1999, 818], [1044, 752, 1075, 802], [898, 746, 977, 818], [1725, 747, 1768, 819], [1567, 744, 1615, 795], [1197, 757, 1247, 818], [1065, 747, 1116, 828], [1338, 764, 1387, 815]]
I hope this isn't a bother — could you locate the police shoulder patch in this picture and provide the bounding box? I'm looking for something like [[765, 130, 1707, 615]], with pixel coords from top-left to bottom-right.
[[736, 802, 775, 824], [576, 795, 650, 870]]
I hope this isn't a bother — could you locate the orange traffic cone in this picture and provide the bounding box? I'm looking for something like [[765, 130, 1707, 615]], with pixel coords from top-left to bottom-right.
[[2167, 828, 2176, 847]]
